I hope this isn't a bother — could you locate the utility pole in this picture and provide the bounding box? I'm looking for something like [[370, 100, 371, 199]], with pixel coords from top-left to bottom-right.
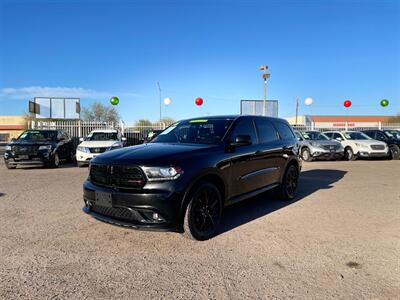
[[157, 82, 162, 121], [295, 97, 299, 125], [259, 65, 270, 116]]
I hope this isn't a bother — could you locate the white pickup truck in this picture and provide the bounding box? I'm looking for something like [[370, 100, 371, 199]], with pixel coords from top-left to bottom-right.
[[76, 129, 125, 167]]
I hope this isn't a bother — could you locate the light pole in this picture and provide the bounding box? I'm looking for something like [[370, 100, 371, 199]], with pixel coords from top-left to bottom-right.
[[157, 82, 162, 121], [259, 65, 270, 116]]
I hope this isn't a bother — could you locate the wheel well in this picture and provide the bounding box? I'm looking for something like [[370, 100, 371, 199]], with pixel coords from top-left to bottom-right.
[[177, 174, 226, 231]]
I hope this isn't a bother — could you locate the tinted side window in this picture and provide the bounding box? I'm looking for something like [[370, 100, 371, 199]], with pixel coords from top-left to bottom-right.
[[254, 119, 278, 143], [229, 118, 258, 144], [333, 133, 342, 139], [324, 132, 333, 138], [275, 122, 295, 140], [363, 131, 374, 139], [376, 131, 386, 140]]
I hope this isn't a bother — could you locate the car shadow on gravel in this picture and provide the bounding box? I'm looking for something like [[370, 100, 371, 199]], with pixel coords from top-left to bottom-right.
[[217, 169, 347, 236]]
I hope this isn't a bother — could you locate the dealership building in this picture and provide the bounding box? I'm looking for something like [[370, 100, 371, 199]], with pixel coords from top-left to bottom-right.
[[0, 116, 27, 142], [286, 115, 394, 129]]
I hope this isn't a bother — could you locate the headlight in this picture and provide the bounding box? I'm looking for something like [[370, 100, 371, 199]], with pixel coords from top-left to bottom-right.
[[309, 141, 320, 147], [5, 145, 11, 151], [77, 146, 90, 153], [38, 145, 52, 151], [141, 166, 183, 181]]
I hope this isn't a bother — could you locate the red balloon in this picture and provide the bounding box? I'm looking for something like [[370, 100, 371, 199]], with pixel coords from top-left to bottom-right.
[[344, 100, 352, 108], [195, 97, 203, 106]]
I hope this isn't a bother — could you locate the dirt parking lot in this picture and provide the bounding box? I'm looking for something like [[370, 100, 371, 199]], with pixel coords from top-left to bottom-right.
[[0, 160, 399, 299]]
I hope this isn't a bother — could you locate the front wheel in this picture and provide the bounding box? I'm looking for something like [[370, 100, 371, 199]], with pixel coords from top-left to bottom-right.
[[49, 152, 60, 168], [276, 164, 299, 201], [183, 183, 222, 241], [301, 148, 313, 162], [344, 147, 356, 161], [389, 145, 400, 160]]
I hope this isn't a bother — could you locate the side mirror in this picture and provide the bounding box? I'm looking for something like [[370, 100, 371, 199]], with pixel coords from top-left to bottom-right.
[[121, 137, 127, 142], [335, 137, 343, 141], [11, 138, 16, 142], [231, 135, 252, 147], [79, 137, 84, 142]]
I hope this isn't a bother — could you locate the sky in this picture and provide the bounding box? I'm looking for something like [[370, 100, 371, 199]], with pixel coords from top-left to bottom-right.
[[0, 0, 399, 123]]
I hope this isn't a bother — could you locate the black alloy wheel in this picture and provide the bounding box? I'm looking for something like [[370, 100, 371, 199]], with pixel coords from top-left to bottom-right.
[[183, 183, 222, 241], [277, 164, 299, 201]]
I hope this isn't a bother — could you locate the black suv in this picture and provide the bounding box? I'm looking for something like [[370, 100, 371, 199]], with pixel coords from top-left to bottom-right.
[[4, 129, 74, 169], [83, 116, 301, 240], [362, 129, 400, 160]]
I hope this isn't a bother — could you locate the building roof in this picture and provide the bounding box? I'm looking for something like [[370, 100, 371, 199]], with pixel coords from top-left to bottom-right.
[[0, 125, 25, 130], [309, 115, 392, 122]]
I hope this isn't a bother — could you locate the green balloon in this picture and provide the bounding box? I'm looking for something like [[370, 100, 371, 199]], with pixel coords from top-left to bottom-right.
[[380, 99, 389, 107], [110, 96, 119, 105]]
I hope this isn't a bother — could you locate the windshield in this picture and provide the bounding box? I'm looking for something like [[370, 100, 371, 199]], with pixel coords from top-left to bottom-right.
[[17, 130, 57, 142], [152, 119, 234, 144], [87, 132, 118, 141], [303, 132, 329, 141], [384, 130, 400, 139], [343, 132, 371, 140]]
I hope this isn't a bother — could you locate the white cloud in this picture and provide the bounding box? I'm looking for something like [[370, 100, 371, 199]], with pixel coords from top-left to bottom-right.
[[0, 86, 141, 100]]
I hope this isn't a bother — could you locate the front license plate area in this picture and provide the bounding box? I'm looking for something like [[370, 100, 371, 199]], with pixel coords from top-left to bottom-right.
[[95, 191, 113, 207], [17, 155, 29, 160]]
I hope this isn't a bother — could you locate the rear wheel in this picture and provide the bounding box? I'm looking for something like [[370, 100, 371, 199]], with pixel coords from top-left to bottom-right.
[[183, 183, 222, 241], [276, 164, 299, 201], [389, 145, 400, 160], [301, 148, 313, 162], [344, 147, 356, 161]]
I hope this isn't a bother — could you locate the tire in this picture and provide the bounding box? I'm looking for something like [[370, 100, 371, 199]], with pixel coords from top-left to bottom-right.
[[301, 148, 313, 162], [276, 164, 299, 201], [183, 182, 222, 241], [49, 152, 60, 168], [344, 147, 356, 161], [77, 161, 88, 168], [5, 161, 16, 169], [389, 145, 400, 160]]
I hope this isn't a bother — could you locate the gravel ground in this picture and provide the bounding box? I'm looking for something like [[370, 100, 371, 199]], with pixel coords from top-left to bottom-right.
[[0, 159, 399, 299]]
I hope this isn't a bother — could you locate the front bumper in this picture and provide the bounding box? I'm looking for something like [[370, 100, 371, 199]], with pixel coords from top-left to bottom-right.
[[4, 151, 53, 166], [76, 150, 98, 163], [83, 180, 183, 231], [357, 151, 389, 158], [311, 149, 344, 160]]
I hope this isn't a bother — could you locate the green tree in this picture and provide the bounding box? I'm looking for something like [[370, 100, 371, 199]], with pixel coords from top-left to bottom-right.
[[135, 119, 152, 126], [160, 117, 176, 126], [387, 114, 400, 123], [81, 102, 120, 123]]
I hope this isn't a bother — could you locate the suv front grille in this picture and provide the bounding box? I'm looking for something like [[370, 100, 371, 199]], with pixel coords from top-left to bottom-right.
[[321, 144, 340, 151], [371, 145, 385, 150], [89, 147, 108, 153], [91, 205, 136, 222], [12, 145, 38, 155], [90, 164, 146, 189]]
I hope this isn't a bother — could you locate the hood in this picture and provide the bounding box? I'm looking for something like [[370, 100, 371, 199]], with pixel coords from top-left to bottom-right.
[[10, 140, 54, 146], [352, 139, 387, 146], [92, 142, 217, 165], [309, 140, 341, 146], [78, 140, 120, 148]]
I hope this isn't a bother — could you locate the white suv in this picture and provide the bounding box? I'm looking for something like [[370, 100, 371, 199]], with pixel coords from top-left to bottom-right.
[[76, 129, 125, 167], [324, 131, 389, 161]]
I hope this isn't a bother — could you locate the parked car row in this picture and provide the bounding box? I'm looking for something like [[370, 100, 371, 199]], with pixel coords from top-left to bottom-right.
[[3, 128, 164, 169], [295, 129, 400, 161]]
